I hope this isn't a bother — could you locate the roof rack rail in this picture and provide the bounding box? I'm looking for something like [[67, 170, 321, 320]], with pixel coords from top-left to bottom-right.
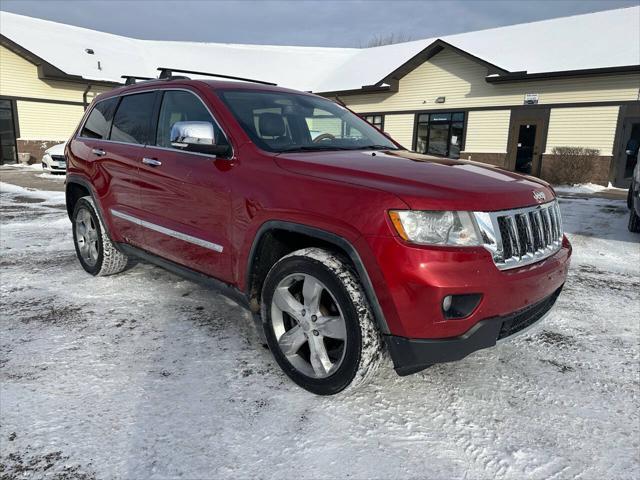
[[121, 75, 154, 86], [157, 67, 277, 86]]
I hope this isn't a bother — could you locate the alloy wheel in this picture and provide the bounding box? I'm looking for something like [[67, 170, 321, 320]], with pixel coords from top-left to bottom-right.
[[75, 207, 99, 267], [270, 273, 347, 378]]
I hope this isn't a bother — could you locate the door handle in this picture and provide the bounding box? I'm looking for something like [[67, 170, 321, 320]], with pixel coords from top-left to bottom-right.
[[92, 148, 106, 157], [142, 157, 162, 167]]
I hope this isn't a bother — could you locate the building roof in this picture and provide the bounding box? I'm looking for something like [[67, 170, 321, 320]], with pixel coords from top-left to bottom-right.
[[1, 7, 638, 93]]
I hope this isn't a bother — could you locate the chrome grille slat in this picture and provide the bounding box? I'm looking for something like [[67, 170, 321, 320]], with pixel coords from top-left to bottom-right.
[[473, 200, 563, 271]]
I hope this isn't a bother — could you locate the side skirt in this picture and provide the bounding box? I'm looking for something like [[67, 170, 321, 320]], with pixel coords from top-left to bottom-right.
[[117, 243, 251, 310]]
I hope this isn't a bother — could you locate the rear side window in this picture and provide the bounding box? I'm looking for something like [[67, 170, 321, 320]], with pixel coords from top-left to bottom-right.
[[80, 97, 118, 139], [155, 90, 229, 149], [110, 92, 156, 144]]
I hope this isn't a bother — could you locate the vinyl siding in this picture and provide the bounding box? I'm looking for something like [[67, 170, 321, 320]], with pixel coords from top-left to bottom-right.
[[382, 114, 414, 148], [1, 45, 112, 141], [0, 45, 109, 103], [464, 110, 512, 152], [16, 101, 85, 141], [544, 106, 620, 155], [342, 49, 640, 114]]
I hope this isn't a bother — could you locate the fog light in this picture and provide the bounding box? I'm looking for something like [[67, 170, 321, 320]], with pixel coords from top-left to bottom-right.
[[442, 294, 482, 319], [442, 295, 453, 312]]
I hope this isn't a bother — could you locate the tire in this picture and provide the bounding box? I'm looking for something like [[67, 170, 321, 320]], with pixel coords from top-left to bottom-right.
[[72, 196, 131, 276], [261, 247, 384, 395], [629, 209, 640, 233]]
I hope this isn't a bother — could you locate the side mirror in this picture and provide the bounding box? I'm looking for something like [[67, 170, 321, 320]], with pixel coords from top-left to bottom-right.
[[170, 121, 229, 156]]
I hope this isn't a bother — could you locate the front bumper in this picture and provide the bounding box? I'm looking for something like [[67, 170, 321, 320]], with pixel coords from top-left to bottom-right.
[[386, 286, 563, 375]]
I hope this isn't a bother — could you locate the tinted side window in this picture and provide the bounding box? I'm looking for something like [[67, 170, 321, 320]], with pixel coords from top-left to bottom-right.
[[110, 92, 156, 144], [156, 90, 228, 149], [80, 98, 118, 139]]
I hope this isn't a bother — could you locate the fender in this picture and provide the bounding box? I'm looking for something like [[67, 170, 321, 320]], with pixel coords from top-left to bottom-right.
[[65, 174, 118, 244], [246, 220, 390, 334]]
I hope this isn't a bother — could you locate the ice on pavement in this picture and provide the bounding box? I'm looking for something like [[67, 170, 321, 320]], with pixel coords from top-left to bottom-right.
[[1, 182, 638, 479]]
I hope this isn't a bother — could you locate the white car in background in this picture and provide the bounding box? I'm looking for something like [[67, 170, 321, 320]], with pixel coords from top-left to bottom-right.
[[41, 142, 67, 174]]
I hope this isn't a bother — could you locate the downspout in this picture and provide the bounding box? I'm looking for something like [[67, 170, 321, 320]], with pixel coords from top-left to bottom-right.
[[82, 84, 93, 110]]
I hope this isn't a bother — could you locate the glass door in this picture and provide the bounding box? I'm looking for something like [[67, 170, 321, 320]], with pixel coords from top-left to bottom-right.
[[0, 100, 18, 164]]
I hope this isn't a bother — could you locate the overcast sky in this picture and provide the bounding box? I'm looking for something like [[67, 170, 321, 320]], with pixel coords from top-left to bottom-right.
[[1, 0, 637, 47]]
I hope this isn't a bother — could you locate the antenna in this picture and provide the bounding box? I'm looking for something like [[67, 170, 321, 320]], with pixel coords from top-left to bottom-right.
[[157, 67, 277, 86]]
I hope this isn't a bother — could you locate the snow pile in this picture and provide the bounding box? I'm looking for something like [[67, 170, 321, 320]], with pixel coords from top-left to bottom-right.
[[554, 183, 629, 195], [1, 185, 639, 479]]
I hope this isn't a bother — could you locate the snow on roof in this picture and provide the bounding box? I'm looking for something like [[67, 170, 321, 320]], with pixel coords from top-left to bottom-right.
[[1, 7, 638, 93]]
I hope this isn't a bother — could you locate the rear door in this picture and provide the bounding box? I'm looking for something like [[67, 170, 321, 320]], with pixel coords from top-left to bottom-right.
[[99, 91, 158, 246], [137, 88, 234, 282]]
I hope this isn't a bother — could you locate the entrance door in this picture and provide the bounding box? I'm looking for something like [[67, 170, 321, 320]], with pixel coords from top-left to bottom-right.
[[514, 123, 539, 175], [506, 108, 549, 177], [0, 99, 18, 164], [614, 118, 640, 187]]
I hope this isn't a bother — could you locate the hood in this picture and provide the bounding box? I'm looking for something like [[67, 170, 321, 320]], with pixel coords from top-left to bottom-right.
[[274, 150, 555, 212], [45, 143, 66, 156]]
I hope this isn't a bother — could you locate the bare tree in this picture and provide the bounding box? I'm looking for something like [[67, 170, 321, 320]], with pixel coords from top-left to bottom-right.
[[362, 33, 414, 47]]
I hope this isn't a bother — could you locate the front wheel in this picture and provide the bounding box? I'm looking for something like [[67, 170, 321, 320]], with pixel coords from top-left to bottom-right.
[[261, 248, 384, 395]]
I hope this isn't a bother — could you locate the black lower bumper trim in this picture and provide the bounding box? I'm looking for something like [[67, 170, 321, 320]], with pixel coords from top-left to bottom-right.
[[386, 286, 563, 376]]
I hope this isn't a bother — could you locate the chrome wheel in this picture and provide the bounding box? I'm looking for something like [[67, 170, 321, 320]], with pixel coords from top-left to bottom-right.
[[74, 207, 99, 267], [270, 273, 347, 378]]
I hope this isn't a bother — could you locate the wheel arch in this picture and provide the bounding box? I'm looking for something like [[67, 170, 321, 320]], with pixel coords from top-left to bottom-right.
[[65, 174, 113, 240], [245, 221, 390, 334]]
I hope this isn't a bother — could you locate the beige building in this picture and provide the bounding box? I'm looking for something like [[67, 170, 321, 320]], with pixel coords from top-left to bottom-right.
[[335, 46, 640, 186], [1, 8, 639, 186]]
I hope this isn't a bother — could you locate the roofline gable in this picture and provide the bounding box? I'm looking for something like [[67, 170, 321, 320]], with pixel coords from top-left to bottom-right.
[[0, 34, 120, 87], [376, 39, 510, 88]]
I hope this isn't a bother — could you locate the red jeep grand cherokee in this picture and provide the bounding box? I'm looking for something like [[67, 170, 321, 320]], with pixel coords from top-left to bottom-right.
[[65, 74, 571, 395]]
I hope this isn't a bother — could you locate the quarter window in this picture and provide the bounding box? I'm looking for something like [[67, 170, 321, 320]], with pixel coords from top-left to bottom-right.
[[156, 90, 229, 150], [110, 92, 156, 144], [415, 112, 465, 159], [80, 98, 118, 140], [363, 114, 384, 130]]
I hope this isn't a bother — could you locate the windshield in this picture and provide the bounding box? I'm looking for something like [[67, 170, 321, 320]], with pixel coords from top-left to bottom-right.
[[217, 89, 398, 153]]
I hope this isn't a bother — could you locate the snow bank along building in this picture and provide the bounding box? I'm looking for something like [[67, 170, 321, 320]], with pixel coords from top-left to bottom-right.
[[1, 7, 639, 186]]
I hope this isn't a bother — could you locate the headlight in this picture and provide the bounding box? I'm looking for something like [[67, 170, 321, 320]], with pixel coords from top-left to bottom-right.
[[389, 210, 480, 246]]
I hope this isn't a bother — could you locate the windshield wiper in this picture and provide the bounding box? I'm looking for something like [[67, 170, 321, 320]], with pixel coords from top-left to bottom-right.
[[353, 145, 398, 150], [278, 146, 355, 153]]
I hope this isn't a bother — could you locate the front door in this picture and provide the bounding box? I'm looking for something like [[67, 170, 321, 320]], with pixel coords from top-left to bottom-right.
[[514, 123, 540, 175], [138, 89, 234, 282], [0, 99, 18, 164], [614, 118, 640, 187], [506, 108, 549, 177]]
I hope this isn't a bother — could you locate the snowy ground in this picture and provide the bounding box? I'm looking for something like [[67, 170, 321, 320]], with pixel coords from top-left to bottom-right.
[[1, 180, 639, 479]]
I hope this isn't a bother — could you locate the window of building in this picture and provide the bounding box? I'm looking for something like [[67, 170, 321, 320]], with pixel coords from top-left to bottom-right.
[[156, 90, 228, 150], [80, 97, 118, 140], [414, 112, 465, 159], [363, 114, 384, 130], [110, 92, 156, 144]]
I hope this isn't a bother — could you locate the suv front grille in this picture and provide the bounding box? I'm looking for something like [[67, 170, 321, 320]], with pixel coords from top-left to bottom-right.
[[474, 200, 563, 270]]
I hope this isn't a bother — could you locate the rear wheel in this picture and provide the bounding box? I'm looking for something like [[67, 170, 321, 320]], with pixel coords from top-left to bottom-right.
[[72, 196, 131, 276], [261, 248, 384, 395], [629, 209, 640, 233]]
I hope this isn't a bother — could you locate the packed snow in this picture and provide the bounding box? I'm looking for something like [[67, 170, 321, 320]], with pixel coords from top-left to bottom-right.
[[1, 181, 639, 479]]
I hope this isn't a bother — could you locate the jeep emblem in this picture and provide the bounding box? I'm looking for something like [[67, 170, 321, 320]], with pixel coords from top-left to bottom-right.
[[533, 191, 546, 203]]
